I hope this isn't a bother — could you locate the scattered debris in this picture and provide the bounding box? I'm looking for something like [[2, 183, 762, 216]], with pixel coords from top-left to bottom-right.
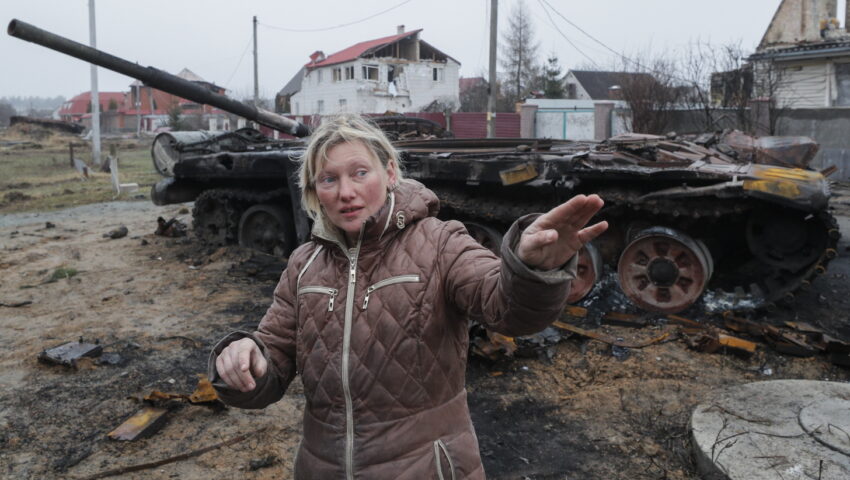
[[155, 216, 187, 237], [107, 407, 169, 441], [38, 340, 102, 368], [552, 320, 672, 348], [0, 300, 32, 308], [142, 374, 222, 407], [103, 225, 128, 239], [683, 329, 757, 356], [47, 267, 78, 283], [95, 352, 123, 366], [86, 427, 268, 480], [249, 455, 278, 471]]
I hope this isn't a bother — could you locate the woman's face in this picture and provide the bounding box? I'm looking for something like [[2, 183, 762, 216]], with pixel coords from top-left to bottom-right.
[[315, 141, 397, 243]]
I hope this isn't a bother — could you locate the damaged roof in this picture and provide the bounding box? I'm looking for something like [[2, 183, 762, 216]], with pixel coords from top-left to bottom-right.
[[305, 29, 423, 69]]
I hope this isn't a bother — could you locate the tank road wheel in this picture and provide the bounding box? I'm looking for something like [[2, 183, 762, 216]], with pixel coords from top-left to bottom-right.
[[567, 242, 603, 304], [463, 222, 504, 256], [238, 204, 295, 257], [617, 227, 713, 314]]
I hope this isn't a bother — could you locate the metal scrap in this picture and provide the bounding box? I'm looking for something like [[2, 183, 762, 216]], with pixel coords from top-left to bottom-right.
[[683, 330, 757, 355], [107, 407, 168, 441], [552, 320, 671, 348], [38, 341, 102, 368], [143, 374, 221, 406]]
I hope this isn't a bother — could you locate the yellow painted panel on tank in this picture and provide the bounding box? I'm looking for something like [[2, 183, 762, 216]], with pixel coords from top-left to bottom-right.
[[743, 179, 802, 198], [743, 165, 825, 200], [499, 163, 538, 185], [753, 166, 823, 182]]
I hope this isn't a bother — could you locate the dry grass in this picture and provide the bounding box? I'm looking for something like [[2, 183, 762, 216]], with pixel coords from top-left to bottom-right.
[[0, 140, 161, 214]]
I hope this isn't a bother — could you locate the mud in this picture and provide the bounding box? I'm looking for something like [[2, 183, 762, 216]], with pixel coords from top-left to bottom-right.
[[1, 193, 849, 479]]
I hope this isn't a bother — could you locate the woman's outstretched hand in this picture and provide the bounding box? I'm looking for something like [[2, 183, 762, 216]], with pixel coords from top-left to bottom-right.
[[215, 337, 268, 392], [517, 194, 608, 271]]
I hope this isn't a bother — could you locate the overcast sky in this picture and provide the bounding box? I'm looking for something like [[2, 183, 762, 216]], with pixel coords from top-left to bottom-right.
[[1, 0, 792, 100]]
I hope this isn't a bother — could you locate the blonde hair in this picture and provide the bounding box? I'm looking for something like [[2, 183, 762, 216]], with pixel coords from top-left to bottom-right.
[[298, 114, 403, 221]]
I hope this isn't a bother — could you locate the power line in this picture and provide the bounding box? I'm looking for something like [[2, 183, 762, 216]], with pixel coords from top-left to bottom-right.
[[259, 0, 414, 33], [536, 0, 598, 68], [224, 35, 253, 89]]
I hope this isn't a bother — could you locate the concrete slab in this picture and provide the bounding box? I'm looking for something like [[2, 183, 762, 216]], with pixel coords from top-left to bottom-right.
[[690, 380, 850, 480]]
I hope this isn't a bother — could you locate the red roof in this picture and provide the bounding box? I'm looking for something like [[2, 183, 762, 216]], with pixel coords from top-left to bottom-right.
[[459, 77, 487, 93], [59, 91, 127, 116], [306, 29, 423, 69]]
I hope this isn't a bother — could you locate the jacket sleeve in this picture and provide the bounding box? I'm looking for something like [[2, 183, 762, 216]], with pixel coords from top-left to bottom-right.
[[208, 249, 302, 409], [440, 214, 577, 337]]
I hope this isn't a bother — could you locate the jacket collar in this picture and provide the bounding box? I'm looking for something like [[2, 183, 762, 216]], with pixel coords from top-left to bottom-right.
[[310, 179, 440, 252]]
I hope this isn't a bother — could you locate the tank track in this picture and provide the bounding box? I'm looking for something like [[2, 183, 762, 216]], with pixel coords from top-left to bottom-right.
[[192, 188, 288, 246], [431, 185, 840, 313]]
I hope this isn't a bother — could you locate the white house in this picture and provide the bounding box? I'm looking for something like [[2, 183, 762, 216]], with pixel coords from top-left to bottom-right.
[[282, 26, 460, 115], [749, 0, 850, 108]]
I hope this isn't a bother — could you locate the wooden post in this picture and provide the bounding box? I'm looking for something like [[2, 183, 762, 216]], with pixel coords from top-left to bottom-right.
[[69, 142, 74, 167]]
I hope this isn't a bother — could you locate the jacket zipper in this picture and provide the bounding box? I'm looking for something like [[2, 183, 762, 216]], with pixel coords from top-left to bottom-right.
[[433, 439, 456, 480], [361, 274, 421, 310], [341, 230, 363, 480], [297, 286, 339, 311]]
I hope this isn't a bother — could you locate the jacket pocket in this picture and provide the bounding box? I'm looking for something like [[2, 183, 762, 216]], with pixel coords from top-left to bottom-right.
[[297, 286, 339, 312], [433, 439, 456, 480], [361, 274, 421, 310]]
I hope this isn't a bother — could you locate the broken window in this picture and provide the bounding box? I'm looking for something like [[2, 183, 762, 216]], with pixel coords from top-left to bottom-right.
[[432, 67, 444, 82], [388, 65, 395, 83], [333, 68, 342, 82], [345, 66, 355, 80], [362, 65, 379, 81], [836, 63, 850, 106]]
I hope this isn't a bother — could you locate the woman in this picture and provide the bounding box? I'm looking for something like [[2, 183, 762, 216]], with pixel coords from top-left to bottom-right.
[[210, 114, 607, 479]]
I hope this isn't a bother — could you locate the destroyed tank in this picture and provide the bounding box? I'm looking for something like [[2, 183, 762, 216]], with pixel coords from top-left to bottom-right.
[[10, 19, 840, 316]]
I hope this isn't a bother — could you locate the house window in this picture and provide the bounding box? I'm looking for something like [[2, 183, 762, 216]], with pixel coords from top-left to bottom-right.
[[836, 63, 850, 107], [432, 67, 444, 82], [567, 83, 577, 99], [339, 99, 347, 110], [317, 70, 323, 84], [333, 68, 342, 82], [317, 100, 324, 114], [295, 102, 299, 115], [362, 64, 379, 81], [345, 66, 355, 80]]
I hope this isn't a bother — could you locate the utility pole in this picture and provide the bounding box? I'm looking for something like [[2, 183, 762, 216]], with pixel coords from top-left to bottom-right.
[[253, 15, 259, 108], [487, 0, 498, 138], [89, 0, 101, 166]]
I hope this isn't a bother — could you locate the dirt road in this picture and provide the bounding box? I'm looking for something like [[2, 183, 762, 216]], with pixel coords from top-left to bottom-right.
[[1, 196, 849, 479]]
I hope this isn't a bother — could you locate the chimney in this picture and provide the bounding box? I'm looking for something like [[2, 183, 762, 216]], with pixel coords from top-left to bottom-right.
[[309, 50, 325, 64], [397, 25, 405, 34]]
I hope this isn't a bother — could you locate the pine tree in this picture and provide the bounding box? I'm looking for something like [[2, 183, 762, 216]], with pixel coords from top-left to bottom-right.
[[543, 55, 566, 98]]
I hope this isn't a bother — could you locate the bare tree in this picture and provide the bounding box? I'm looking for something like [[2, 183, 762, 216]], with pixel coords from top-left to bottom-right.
[[680, 40, 753, 132], [500, 0, 539, 107], [617, 55, 680, 134]]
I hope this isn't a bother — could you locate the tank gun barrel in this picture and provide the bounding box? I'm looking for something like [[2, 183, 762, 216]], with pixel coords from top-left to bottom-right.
[[7, 19, 310, 137]]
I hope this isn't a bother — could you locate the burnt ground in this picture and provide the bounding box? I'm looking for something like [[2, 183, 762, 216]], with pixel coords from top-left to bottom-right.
[[1, 185, 849, 480]]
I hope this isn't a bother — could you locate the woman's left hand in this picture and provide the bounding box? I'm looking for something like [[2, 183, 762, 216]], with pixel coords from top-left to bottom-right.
[[517, 194, 608, 271]]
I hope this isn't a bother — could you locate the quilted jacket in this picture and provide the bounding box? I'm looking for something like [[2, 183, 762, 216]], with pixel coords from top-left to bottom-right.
[[210, 179, 577, 479]]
